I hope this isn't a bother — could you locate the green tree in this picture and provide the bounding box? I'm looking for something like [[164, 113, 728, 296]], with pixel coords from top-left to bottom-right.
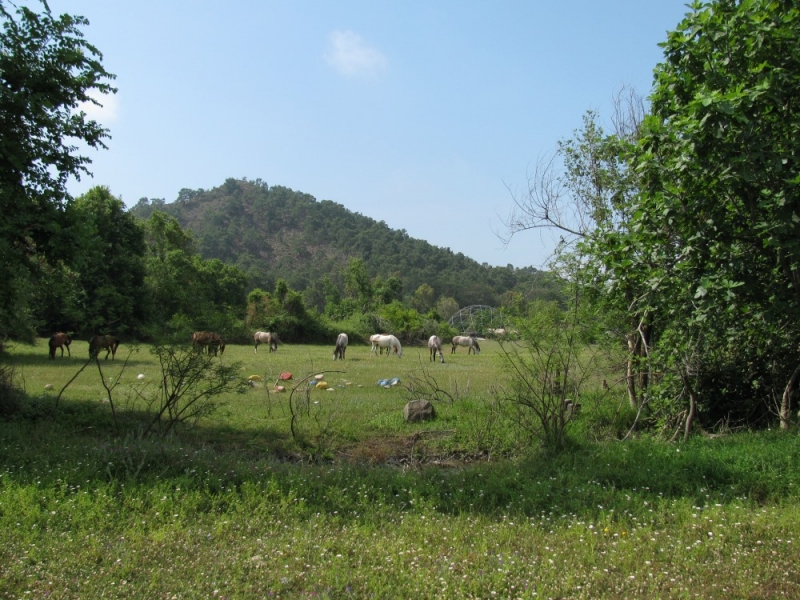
[[142, 212, 247, 338], [144, 210, 194, 260], [435, 296, 460, 323], [72, 187, 147, 335], [373, 275, 403, 305], [344, 258, 373, 312], [0, 1, 115, 339], [507, 105, 648, 410], [411, 283, 436, 313], [274, 278, 289, 306], [595, 0, 800, 431]]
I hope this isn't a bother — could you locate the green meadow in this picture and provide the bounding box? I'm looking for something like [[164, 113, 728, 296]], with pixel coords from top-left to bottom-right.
[[1, 339, 800, 598]]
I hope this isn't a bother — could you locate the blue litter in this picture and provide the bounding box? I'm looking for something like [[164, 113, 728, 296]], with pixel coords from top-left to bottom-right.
[[377, 377, 401, 388]]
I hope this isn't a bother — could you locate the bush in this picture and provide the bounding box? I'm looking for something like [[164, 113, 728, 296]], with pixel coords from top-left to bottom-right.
[[0, 365, 25, 419]]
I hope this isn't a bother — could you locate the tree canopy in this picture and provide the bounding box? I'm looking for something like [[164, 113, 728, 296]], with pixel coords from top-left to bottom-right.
[[506, 0, 800, 432], [0, 0, 115, 339]]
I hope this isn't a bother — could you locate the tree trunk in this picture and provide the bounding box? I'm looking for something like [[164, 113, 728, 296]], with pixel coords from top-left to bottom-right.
[[626, 334, 638, 409], [681, 368, 697, 442], [780, 364, 800, 430]]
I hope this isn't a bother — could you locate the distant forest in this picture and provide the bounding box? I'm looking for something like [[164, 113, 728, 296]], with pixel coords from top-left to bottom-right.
[[130, 178, 562, 311]]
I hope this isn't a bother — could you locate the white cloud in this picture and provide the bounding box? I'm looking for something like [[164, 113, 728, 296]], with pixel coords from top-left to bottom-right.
[[324, 30, 387, 77], [77, 89, 120, 124]]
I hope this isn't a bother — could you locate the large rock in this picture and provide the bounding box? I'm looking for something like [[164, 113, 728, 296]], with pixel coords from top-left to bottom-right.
[[404, 399, 436, 422]]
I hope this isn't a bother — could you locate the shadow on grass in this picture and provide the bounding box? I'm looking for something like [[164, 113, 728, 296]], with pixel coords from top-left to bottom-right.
[[4, 344, 150, 368], [2, 382, 799, 523]]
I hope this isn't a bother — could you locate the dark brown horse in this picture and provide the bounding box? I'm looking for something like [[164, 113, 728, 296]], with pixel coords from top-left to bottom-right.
[[192, 331, 225, 356], [48, 333, 71, 359], [89, 335, 120, 360]]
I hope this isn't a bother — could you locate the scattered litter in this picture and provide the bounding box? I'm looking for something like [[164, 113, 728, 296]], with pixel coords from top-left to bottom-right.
[[247, 374, 262, 382], [279, 372, 293, 381], [314, 374, 324, 380], [274, 385, 286, 393], [308, 380, 318, 386], [44, 383, 53, 390], [247, 380, 260, 388], [137, 374, 145, 381], [316, 381, 329, 390], [326, 388, 335, 392], [377, 377, 401, 388]]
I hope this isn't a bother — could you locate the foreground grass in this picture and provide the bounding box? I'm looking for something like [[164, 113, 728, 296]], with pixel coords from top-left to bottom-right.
[[2, 422, 799, 599], [2, 340, 800, 598]]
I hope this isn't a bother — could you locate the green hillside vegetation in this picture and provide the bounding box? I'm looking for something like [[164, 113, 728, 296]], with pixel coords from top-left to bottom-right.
[[129, 179, 558, 310]]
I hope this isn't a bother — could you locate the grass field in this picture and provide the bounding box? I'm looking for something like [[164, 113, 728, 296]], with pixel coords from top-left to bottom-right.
[[2, 339, 800, 598], [8, 337, 523, 461]]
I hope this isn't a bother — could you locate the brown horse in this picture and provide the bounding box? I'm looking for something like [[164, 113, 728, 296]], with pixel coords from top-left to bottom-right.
[[48, 333, 71, 359], [89, 335, 120, 360], [192, 331, 225, 356]]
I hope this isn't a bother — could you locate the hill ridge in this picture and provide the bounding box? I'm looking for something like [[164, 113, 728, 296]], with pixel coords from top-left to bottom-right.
[[129, 178, 551, 308]]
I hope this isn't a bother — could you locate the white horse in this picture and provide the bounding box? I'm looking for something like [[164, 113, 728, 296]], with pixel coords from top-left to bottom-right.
[[451, 335, 481, 355], [333, 333, 348, 360], [253, 331, 278, 353], [369, 333, 389, 355], [428, 335, 445, 363], [371, 334, 402, 358]]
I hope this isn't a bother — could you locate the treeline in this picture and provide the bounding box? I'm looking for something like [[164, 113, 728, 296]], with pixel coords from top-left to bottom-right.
[[129, 179, 559, 310], [14, 183, 563, 346]]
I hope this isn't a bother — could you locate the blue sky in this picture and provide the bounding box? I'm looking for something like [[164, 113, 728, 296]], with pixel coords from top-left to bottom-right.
[[52, 1, 691, 269]]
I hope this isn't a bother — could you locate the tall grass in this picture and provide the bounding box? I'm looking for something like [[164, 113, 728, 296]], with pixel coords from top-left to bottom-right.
[[1, 339, 799, 598]]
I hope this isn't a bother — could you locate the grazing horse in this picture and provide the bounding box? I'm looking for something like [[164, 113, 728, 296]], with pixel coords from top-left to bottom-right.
[[48, 332, 71, 360], [428, 335, 445, 363], [371, 334, 403, 358], [451, 335, 481, 355], [89, 335, 120, 360], [192, 331, 225, 356], [253, 331, 278, 353], [333, 333, 348, 360], [369, 333, 391, 355]]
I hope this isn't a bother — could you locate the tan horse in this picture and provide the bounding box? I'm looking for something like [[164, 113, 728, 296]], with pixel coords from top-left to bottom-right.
[[192, 331, 225, 356], [428, 335, 445, 363], [89, 335, 120, 360], [451, 335, 481, 355], [253, 331, 278, 353], [48, 332, 71, 359]]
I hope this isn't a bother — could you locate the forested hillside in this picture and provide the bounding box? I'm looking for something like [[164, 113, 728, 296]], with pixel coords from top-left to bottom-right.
[[130, 178, 558, 309]]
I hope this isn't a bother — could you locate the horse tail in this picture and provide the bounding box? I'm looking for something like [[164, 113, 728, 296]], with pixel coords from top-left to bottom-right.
[[48, 336, 56, 360], [473, 338, 481, 353]]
